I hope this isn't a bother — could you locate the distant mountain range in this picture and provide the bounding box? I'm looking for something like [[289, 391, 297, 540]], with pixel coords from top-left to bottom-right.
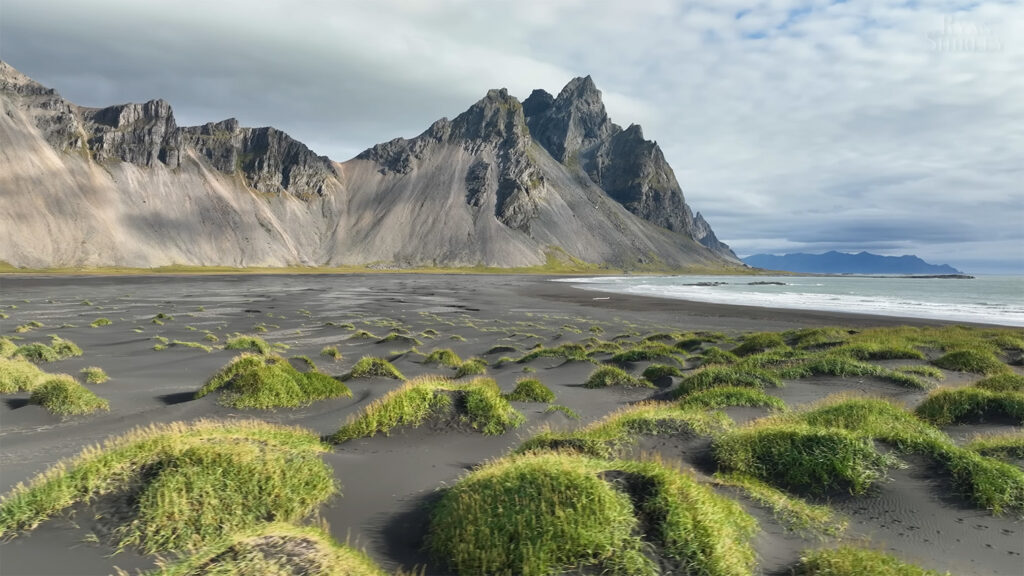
[[742, 251, 963, 275], [0, 61, 739, 270]]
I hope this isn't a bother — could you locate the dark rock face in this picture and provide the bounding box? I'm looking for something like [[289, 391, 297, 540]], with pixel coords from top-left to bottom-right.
[[692, 212, 734, 255], [79, 100, 181, 167], [358, 88, 545, 230], [181, 119, 335, 197], [524, 76, 736, 260]]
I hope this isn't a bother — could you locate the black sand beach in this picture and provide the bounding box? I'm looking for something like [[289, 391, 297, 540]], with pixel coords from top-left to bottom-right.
[[0, 274, 1021, 575]]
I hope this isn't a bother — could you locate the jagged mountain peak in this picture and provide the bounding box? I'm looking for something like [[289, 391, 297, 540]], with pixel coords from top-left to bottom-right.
[[525, 76, 619, 163], [450, 87, 528, 144]]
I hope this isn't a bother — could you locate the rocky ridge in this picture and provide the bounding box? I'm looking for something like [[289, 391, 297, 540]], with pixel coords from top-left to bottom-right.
[[0, 60, 738, 269]]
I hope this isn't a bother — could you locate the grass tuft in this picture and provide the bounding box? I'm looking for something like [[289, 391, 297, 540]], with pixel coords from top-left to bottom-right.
[[673, 365, 781, 397], [320, 345, 342, 361], [503, 378, 555, 402], [732, 332, 787, 356], [423, 348, 462, 368], [915, 387, 1024, 426], [29, 375, 110, 416], [0, 357, 48, 392], [90, 318, 112, 327], [349, 356, 403, 379], [80, 366, 109, 384], [584, 365, 650, 388], [224, 335, 272, 355], [795, 546, 947, 575], [714, 424, 896, 495], [544, 404, 580, 419], [196, 353, 351, 409], [678, 387, 787, 411], [965, 431, 1024, 460], [0, 420, 333, 553], [975, 373, 1024, 393], [332, 377, 523, 442], [454, 358, 488, 378], [149, 522, 387, 576], [933, 349, 1009, 375]]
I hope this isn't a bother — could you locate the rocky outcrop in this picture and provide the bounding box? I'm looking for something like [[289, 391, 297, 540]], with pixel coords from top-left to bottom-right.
[[692, 212, 734, 255], [0, 60, 739, 270], [181, 119, 336, 197]]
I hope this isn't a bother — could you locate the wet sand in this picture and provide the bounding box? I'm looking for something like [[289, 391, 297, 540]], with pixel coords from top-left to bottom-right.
[[0, 274, 1020, 575]]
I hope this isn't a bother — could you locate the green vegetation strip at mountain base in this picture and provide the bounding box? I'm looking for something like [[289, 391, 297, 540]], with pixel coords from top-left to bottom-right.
[[332, 377, 524, 442], [197, 353, 351, 409], [0, 420, 334, 554], [426, 452, 756, 576], [148, 522, 386, 576]]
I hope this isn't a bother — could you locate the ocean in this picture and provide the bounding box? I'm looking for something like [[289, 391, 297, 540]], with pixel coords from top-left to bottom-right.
[[558, 275, 1024, 327]]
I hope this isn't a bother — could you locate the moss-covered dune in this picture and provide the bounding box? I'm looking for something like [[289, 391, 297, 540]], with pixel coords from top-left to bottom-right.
[[426, 452, 757, 576], [0, 356, 48, 393], [518, 402, 732, 459], [0, 420, 334, 553], [197, 353, 351, 409], [332, 377, 524, 442], [29, 374, 109, 416], [150, 522, 387, 576], [714, 424, 896, 495], [761, 395, 1024, 513]]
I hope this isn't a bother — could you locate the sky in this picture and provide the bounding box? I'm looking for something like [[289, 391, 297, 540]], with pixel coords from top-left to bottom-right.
[[2, 0, 1022, 273]]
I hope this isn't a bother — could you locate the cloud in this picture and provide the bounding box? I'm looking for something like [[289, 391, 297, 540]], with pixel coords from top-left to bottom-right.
[[2, 0, 1022, 272]]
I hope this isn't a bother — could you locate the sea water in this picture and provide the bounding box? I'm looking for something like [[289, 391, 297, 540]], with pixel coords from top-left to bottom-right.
[[558, 275, 1024, 327]]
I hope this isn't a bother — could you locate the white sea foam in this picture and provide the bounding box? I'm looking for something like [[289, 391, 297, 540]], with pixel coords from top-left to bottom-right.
[[557, 275, 1024, 327]]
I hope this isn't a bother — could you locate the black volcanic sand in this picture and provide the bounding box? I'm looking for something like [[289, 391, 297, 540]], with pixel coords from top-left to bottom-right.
[[0, 274, 1021, 576]]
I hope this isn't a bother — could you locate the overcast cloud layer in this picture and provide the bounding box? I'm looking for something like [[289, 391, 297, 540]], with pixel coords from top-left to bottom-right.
[[2, 0, 1021, 273]]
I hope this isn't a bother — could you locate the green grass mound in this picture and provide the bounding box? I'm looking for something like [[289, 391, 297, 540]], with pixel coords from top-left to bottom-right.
[[423, 348, 462, 367], [0, 337, 17, 358], [151, 523, 386, 576], [517, 342, 590, 363], [196, 353, 351, 409], [975, 373, 1024, 392], [779, 395, 1024, 513], [914, 388, 1024, 426], [90, 318, 113, 327], [714, 473, 846, 536], [698, 347, 740, 366], [672, 365, 781, 397], [349, 356, 404, 379], [584, 365, 650, 388], [320, 345, 342, 360], [965, 431, 1024, 460], [0, 420, 334, 553], [732, 332, 787, 356], [0, 357, 48, 393], [332, 377, 524, 442], [29, 375, 109, 416], [377, 332, 422, 346], [932, 349, 1009, 375], [641, 364, 683, 385], [80, 366, 109, 384], [12, 336, 83, 363], [784, 327, 852, 349], [426, 453, 756, 576], [833, 341, 925, 360], [714, 424, 895, 495], [776, 355, 928, 388], [485, 344, 517, 355], [503, 378, 555, 402], [518, 402, 732, 459], [795, 546, 946, 576], [224, 335, 272, 355], [678, 387, 786, 411], [895, 365, 946, 380], [609, 343, 683, 365], [454, 358, 488, 378]]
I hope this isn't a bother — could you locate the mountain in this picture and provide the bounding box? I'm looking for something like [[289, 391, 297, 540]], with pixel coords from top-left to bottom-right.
[[0, 61, 739, 269], [742, 251, 963, 275]]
